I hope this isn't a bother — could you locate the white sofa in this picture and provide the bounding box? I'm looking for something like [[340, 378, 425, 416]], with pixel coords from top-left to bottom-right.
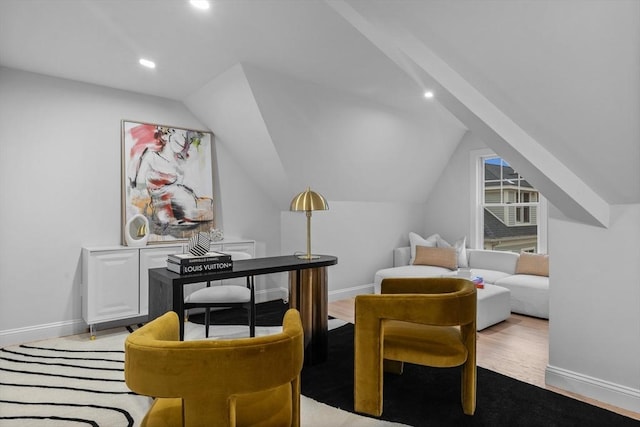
[[374, 246, 550, 322]]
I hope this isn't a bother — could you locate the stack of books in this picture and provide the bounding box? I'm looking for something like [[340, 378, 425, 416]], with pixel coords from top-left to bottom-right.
[[471, 276, 484, 289], [167, 251, 233, 275]]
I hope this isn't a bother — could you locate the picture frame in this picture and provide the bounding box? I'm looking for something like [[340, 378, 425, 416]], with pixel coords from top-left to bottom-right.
[[121, 120, 215, 245]]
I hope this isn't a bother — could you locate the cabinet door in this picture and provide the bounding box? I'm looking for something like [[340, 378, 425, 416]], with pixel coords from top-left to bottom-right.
[[139, 245, 184, 315], [85, 250, 139, 323]]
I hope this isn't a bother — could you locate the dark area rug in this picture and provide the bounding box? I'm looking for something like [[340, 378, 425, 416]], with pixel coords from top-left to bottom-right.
[[192, 303, 638, 426], [301, 323, 639, 427]]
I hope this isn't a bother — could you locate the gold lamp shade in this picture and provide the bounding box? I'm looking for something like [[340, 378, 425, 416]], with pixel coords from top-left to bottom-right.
[[290, 187, 328, 260]]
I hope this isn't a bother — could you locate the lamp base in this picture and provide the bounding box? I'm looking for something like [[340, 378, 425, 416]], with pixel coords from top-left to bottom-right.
[[296, 254, 321, 260]]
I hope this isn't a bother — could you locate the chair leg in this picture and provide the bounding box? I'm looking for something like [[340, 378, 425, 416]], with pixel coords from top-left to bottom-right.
[[248, 276, 256, 337], [461, 359, 476, 415], [205, 308, 211, 338]]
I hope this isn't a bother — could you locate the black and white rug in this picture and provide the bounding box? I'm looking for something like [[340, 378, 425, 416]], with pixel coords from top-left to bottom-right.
[[0, 327, 151, 426], [0, 312, 403, 427]]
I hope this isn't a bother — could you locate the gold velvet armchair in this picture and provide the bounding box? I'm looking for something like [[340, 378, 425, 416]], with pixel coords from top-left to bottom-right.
[[354, 277, 477, 416], [125, 309, 304, 427]]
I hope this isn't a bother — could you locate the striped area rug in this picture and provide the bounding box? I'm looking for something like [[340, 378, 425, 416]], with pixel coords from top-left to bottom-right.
[[0, 319, 404, 427], [0, 327, 150, 426]]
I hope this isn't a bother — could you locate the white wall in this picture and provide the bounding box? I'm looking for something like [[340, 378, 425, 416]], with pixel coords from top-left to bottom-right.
[[0, 68, 269, 345], [546, 204, 640, 411], [242, 63, 466, 204], [281, 201, 427, 300], [421, 124, 640, 412], [0, 66, 435, 345], [422, 131, 485, 243]]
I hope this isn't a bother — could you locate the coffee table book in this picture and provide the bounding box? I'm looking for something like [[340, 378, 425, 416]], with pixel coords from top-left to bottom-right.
[[166, 258, 233, 275], [168, 251, 232, 265]]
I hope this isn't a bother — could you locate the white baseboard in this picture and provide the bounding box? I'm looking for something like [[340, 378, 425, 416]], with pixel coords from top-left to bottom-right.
[[328, 283, 374, 301], [0, 285, 366, 347], [0, 319, 87, 348], [546, 364, 640, 413], [267, 284, 373, 304], [256, 287, 288, 303]]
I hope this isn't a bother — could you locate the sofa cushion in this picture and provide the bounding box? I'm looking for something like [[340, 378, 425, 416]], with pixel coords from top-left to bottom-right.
[[515, 252, 549, 277], [373, 265, 454, 294], [393, 247, 411, 267], [467, 249, 519, 275], [414, 246, 457, 270], [436, 235, 469, 268], [494, 274, 549, 319], [409, 232, 438, 264]]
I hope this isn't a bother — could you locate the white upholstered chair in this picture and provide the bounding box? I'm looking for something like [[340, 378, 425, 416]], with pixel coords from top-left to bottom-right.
[[183, 251, 255, 337]]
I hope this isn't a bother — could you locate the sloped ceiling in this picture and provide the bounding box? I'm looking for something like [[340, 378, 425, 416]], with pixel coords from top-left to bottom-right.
[[1, 0, 637, 225]]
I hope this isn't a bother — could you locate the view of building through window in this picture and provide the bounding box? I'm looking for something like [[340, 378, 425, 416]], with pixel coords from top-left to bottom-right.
[[482, 157, 539, 253]]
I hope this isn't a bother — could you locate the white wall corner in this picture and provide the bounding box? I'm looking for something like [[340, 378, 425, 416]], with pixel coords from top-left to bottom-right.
[[395, 33, 611, 229], [330, 2, 611, 228]]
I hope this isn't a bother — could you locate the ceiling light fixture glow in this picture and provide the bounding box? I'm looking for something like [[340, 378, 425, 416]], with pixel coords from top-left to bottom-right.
[[424, 90, 434, 99], [190, 0, 210, 10], [139, 58, 156, 69]]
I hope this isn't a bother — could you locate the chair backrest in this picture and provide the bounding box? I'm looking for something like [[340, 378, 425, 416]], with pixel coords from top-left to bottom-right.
[[125, 309, 303, 426], [226, 251, 252, 261], [375, 277, 477, 327]]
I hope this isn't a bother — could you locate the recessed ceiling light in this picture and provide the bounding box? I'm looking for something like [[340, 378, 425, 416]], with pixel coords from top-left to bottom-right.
[[424, 90, 434, 99], [139, 58, 156, 69], [190, 0, 210, 10]]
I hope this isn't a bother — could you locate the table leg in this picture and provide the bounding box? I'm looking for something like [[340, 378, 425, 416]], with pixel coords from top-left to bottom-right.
[[289, 267, 328, 365], [172, 284, 185, 340], [148, 273, 185, 340]]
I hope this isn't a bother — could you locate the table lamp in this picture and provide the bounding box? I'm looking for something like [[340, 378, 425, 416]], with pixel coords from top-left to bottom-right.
[[290, 187, 328, 259]]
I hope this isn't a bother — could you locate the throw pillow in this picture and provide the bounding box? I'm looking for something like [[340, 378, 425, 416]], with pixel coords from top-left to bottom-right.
[[436, 235, 469, 268], [409, 232, 439, 265], [515, 252, 549, 277], [413, 246, 458, 270]]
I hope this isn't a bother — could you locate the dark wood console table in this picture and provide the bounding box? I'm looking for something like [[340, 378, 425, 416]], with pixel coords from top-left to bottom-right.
[[148, 254, 338, 365]]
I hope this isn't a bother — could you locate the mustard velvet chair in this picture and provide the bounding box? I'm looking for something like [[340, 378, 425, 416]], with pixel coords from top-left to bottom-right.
[[125, 309, 304, 427], [354, 277, 477, 417]]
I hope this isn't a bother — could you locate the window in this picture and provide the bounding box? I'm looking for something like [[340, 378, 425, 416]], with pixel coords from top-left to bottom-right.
[[470, 151, 547, 253]]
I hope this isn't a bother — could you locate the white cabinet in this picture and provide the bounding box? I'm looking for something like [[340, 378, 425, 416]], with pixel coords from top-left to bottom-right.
[[82, 239, 255, 336], [82, 248, 139, 326], [139, 245, 183, 315]]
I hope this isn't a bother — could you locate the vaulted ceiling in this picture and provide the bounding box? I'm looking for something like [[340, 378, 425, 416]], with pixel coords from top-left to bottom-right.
[[1, 0, 638, 227]]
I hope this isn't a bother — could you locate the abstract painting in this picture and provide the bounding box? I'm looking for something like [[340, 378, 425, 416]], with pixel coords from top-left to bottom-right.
[[121, 120, 215, 244]]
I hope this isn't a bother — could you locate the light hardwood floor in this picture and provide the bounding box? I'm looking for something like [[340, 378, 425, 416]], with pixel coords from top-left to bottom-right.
[[328, 297, 640, 421]]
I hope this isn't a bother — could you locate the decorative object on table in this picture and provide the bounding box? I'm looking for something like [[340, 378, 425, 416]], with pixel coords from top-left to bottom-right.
[[168, 251, 232, 266], [209, 228, 224, 242], [124, 213, 149, 247], [166, 254, 233, 275], [290, 187, 328, 260], [188, 231, 211, 256], [166, 232, 233, 274], [121, 120, 215, 245]]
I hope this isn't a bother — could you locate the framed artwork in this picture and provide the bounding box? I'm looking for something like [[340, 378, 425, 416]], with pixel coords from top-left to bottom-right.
[[121, 120, 215, 244]]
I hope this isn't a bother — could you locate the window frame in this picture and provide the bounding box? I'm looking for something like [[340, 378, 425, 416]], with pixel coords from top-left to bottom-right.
[[469, 149, 548, 253]]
